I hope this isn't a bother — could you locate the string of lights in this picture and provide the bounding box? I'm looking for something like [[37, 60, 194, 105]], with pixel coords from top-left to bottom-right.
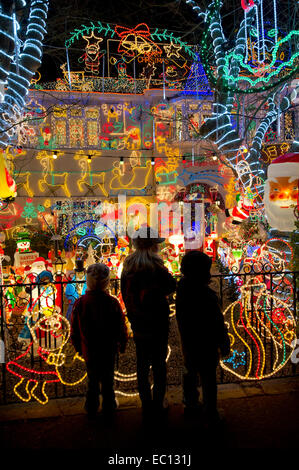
[[0, 0, 50, 148]]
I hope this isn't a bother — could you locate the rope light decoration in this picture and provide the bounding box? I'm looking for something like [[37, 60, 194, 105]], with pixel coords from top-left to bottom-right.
[[114, 345, 172, 398], [6, 279, 173, 403], [221, 278, 296, 380], [0, 1, 49, 148], [185, 0, 299, 94], [65, 22, 196, 60]]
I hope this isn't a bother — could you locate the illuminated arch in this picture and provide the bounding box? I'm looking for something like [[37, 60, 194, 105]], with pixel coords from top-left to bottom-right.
[[64, 219, 117, 250]]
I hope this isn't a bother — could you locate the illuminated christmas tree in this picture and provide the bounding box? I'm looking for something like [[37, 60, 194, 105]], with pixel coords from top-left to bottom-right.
[[182, 53, 213, 96], [21, 199, 38, 220]]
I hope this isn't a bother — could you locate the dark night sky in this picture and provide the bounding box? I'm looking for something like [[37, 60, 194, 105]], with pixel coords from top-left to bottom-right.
[[35, 0, 297, 81], [37, 0, 241, 81]]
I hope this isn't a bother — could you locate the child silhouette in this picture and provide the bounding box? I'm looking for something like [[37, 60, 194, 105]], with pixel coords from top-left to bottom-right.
[[176, 250, 230, 423]]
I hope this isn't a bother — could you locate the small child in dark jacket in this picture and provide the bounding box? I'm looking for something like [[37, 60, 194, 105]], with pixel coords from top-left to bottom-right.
[[176, 251, 230, 422], [71, 263, 127, 419]]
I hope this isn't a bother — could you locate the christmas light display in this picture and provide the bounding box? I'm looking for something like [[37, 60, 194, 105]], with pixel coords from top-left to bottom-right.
[[75, 153, 108, 197], [6, 283, 71, 404], [79, 30, 104, 75], [63, 219, 117, 252], [183, 0, 299, 209], [222, 30, 299, 87], [221, 278, 296, 380], [109, 160, 153, 192], [37, 151, 71, 198], [5, 270, 174, 403], [62, 20, 196, 93], [2, 104, 36, 147], [0, 1, 298, 407], [115, 23, 162, 59], [260, 142, 291, 164], [0, 1, 49, 147], [182, 53, 213, 96], [186, 0, 298, 94]]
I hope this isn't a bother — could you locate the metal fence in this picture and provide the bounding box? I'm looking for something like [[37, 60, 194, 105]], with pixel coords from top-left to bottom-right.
[[0, 269, 298, 405]]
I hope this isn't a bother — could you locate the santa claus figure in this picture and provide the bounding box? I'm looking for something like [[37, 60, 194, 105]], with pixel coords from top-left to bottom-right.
[[263, 153, 299, 232], [225, 193, 254, 224], [30, 257, 48, 277], [204, 237, 216, 260]]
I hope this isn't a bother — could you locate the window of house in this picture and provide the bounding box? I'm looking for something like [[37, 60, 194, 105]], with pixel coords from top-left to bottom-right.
[[51, 107, 101, 148]]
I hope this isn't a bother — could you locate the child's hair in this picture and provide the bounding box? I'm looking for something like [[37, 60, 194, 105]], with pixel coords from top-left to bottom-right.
[[86, 263, 110, 291], [180, 250, 212, 284]]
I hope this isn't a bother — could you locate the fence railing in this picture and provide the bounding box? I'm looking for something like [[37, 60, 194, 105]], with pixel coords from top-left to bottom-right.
[[0, 269, 298, 405]]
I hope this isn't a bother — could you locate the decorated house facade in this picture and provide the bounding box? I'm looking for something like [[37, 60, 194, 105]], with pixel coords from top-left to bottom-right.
[[3, 85, 232, 254], [1, 19, 298, 263], [0, 8, 298, 407]]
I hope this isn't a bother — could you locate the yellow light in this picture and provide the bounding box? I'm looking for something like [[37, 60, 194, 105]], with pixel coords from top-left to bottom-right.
[[114, 346, 171, 397], [109, 160, 152, 191], [220, 279, 296, 380]]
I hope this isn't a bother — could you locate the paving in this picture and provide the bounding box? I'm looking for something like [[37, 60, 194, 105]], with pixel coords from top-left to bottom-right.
[[1, 376, 299, 459]]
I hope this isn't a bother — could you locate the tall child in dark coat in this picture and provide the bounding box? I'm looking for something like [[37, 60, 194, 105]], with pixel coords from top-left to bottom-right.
[[176, 251, 230, 421], [71, 263, 127, 418], [121, 226, 176, 418]]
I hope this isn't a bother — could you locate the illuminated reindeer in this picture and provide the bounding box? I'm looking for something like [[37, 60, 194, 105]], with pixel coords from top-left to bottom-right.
[[37, 151, 70, 198], [4, 147, 34, 198], [75, 153, 108, 196], [15, 172, 34, 197]]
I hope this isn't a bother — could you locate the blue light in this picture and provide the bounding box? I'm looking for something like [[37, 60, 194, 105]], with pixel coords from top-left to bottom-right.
[[181, 52, 213, 96], [64, 219, 117, 249], [0, 0, 49, 147]]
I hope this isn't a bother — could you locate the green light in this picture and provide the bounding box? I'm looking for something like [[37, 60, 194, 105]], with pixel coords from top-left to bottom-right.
[[222, 30, 299, 87]]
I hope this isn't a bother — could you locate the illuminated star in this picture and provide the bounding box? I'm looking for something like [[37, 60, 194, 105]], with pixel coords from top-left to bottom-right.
[[82, 30, 103, 49], [223, 350, 246, 369], [163, 41, 182, 59]]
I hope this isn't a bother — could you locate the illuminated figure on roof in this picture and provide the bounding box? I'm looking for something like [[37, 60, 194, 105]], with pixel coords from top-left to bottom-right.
[[79, 30, 104, 75]]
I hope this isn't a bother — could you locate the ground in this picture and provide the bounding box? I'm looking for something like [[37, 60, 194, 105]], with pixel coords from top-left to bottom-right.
[[1, 377, 299, 457]]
